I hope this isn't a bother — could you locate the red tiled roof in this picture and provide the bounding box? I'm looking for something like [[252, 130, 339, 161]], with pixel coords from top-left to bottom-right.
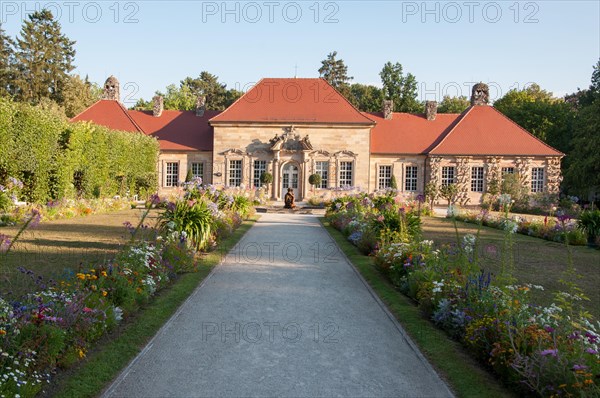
[[210, 78, 375, 125], [429, 106, 564, 156], [129, 110, 218, 151], [368, 112, 460, 154], [71, 100, 143, 132]]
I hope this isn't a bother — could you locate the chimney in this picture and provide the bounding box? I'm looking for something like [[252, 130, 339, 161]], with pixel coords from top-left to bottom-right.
[[471, 82, 489, 106], [195, 96, 206, 117], [425, 101, 437, 120], [383, 100, 393, 120], [102, 76, 120, 101], [152, 95, 164, 117]]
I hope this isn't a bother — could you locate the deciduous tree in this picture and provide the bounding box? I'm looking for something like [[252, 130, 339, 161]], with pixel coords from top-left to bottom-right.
[[379, 61, 421, 113], [437, 95, 470, 113]]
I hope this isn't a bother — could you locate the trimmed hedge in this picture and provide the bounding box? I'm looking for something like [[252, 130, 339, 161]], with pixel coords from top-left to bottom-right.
[[0, 98, 158, 202]]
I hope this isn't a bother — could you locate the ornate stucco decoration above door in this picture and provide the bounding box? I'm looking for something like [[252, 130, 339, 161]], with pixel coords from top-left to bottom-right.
[[269, 126, 313, 153]]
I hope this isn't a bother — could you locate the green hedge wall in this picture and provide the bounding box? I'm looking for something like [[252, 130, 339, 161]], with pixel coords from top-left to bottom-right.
[[0, 98, 159, 202]]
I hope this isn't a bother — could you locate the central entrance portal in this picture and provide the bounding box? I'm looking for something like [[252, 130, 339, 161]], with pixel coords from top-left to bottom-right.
[[281, 162, 299, 199]]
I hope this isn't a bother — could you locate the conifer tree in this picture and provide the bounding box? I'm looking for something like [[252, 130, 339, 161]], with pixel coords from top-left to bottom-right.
[[15, 10, 76, 104]]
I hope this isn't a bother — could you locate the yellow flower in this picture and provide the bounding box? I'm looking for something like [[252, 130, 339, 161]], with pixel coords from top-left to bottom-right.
[[101, 271, 108, 277], [78, 349, 86, 358], [0, 329, 6, 335], [91, 285, 97, 291], [102, 290, 108, 297], [76, 273, 86, 280], [92, 275, 98, 280], [558, 384, 567, 388]]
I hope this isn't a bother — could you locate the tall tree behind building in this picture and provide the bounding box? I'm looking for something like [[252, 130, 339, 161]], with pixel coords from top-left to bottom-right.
[[0, 23, 15, 97], [14, 10, 76, 104], [318, 51, 353, 97], [564, 60, 600, 199], [379, 62, 421, 113]]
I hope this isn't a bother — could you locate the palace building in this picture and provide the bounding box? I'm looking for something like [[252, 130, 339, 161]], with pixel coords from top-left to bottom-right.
[[72, 76, 563, 204]]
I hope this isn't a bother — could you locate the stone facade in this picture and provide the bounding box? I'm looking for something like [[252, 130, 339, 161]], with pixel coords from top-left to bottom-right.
[[157, 151, 212, 196], [369, 155, 427, 198], [425, 155, 554, 205], [211, 124, 371, 200]]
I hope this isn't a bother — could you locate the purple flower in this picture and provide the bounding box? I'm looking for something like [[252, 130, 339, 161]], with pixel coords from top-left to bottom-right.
[[572, 364, 588, 370], [28, 209, 41, 228], [585, 348, 598, 355], [416, 194, 425, 203], [540, 349, 558, 357], [0, 234, 11, 253], [167, 202, 176, 212], [150, 194, 161, 205], [544, 326, 555, 333], [123, 221, 135, 235]]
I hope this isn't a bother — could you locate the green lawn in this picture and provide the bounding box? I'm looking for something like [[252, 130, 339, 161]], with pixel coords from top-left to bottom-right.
[[0, 209, 157, 295], [421, 216, 600, 318]]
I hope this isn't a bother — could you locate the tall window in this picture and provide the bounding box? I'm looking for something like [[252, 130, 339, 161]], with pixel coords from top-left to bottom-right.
[[339, 161, 353, 187], [229, 160, 242, 187], [165, 162, 179, 187], [441, 166, 455, 187], [253, 160, 267, 188], [315, 161, 329, 188], [501, 167, 515, 176], [471, 167, 484, 192], [531, 167, 545, 193], [378, 165, 392, 189], [190, 162, 203, 179], [405, 166, 418, 191]]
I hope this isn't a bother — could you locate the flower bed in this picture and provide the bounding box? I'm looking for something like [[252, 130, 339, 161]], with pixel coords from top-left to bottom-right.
[[453, 208, 587, 246], [326, 193, 600, 397], [0, 182, 254, 397]]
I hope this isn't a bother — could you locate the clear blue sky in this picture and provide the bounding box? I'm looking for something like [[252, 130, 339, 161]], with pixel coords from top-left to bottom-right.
[[2, 1, 599, 106]]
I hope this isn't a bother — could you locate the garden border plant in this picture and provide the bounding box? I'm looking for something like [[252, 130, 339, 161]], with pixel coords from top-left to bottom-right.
[[47, 217, 257, 398], [324, 191, 600, 397], [320, 219, 515, 398], [1, 181, 259, 397]]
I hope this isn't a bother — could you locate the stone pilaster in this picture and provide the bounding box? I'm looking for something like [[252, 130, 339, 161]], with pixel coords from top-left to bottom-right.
[[455, 156, 472, 205], [515, 157, 533, 189], [485, 156, 502, 192], [546, 156, 563, 194], [427, 156, 442, 185]]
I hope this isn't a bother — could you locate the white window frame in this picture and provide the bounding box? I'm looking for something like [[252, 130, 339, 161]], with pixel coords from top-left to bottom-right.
[[531, 167, 545, 193], [190, 162, 204, 180], [378, 165, 392, 190], [164, 161, 179, 188], [405, 165, 418, 191], [339, 161, 353, 187], [471, 166, 485, 192], [253, 160, 267, 188], [441, 166, 455, 187], [501, 167, 515, 176], [228, 159, 243, 187], [315, 161, 329, 188]]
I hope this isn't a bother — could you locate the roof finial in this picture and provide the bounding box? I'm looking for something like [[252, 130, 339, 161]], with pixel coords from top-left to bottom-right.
[[294, 64, 298, 78]]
